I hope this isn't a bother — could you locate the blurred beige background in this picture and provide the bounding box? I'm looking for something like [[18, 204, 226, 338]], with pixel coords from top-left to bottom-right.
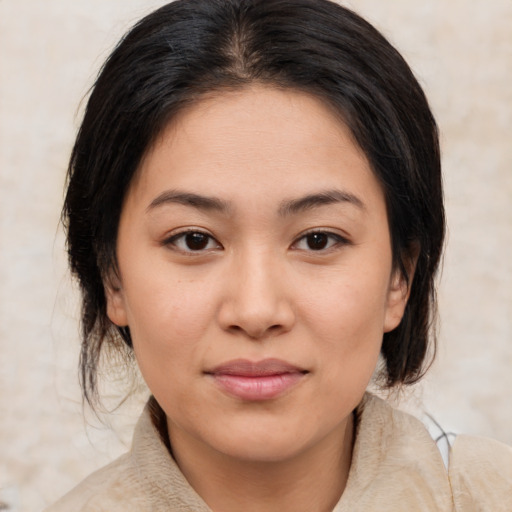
[[0, 1, 511, 510]]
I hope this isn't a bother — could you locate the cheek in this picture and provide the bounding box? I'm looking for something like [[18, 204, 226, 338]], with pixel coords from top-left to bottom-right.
[[123, 276, 223, 428], [122, 274, 218, 376], [299, 270, 390, 388], [302, 269, 391, 343]]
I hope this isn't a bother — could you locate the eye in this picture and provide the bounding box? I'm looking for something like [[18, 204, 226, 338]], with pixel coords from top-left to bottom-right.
[[293, 231, 348, 251], [164, 230, 222, 253]]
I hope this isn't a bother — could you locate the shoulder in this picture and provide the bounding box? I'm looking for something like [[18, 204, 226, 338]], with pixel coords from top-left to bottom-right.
[[449, 434, 512, 511], [341, 395, 512, 511], [43, 452, 144, 512], [44, 398, 211, 512], [360, 395, 512, 511], [337, 394, 454, 511]]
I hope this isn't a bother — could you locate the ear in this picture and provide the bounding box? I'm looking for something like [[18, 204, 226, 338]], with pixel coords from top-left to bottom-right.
[[383, 250, 418, 333], [105, 274, 129, 327]]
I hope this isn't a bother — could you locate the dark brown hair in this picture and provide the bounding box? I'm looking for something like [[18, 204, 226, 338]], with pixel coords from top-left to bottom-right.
[[63, 0, 445, 406]]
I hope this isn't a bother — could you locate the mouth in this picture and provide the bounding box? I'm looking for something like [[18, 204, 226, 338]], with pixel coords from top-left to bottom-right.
[[205, 358, 309, 401]]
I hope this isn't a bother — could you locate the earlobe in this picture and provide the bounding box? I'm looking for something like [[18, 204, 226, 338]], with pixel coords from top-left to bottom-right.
[[383, 269, 412, 333], [105, 276, 129, 327], [384, 246, 419, 332]]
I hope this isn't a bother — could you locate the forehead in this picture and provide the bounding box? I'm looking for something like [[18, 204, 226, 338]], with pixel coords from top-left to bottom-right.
[[130, 85, 382, 212]]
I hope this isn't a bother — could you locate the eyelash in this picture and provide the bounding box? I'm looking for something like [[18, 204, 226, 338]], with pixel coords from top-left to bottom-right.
[[292, 230, 350, 252], [162, 229, 222, 254], [162, 229, 349, 254]]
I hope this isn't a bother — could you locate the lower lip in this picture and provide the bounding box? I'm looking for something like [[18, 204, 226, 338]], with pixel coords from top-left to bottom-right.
[[210, 373, 305, 401]]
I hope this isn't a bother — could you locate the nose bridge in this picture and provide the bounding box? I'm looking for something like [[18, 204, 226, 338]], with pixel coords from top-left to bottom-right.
[[219, 246, 294, 338], [241, 244, 275, 285]]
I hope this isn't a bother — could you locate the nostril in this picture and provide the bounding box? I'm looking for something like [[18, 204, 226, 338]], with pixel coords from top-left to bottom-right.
[[218, 298, 295, 339], [226, 323, 283, 339]]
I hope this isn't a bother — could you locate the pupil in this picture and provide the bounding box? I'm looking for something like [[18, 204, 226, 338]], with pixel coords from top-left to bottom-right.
[[186, 232, 208, 250], [307, 233, 328, 250]]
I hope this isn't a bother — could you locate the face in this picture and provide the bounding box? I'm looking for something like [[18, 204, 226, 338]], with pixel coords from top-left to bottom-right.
[[107, 86, 409, 464]]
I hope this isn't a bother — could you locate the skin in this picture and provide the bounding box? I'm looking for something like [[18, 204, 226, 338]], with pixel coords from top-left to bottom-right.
[[106, 86, 411, 512]]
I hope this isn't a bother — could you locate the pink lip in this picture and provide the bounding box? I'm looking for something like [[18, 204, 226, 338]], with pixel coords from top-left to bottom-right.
[[206, 358, 308, 401]]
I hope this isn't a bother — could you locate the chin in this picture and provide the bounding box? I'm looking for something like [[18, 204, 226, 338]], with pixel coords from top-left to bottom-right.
[[217, 434, 311, 463], [202, 415, 329, 464]]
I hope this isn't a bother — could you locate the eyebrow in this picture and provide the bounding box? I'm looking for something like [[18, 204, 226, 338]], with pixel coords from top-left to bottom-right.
[[146, 190, 231, 214], [278, 189, 365, 216], [146, 188, 365, 216]]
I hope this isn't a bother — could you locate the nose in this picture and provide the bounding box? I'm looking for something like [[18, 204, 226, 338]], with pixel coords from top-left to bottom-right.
[[217, 251, 296, 340]]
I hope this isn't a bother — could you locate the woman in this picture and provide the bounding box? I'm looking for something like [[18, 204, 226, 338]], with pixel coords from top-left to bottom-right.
[[47, 0, 512, 510]]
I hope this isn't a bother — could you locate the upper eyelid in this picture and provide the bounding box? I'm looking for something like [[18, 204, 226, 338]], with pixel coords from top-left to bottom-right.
[[161, 227, 349, 248], [164, 227, 214, 239], [290, 229, 350, 250], [163, 228, 222, 247], [294, 228, 349, 241]]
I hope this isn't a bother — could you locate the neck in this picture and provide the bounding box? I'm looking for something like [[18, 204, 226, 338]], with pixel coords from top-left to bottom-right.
[[167, 413, 354, 512]]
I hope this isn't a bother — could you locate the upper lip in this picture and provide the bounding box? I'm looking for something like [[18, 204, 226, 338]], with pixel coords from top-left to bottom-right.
[[206, 358, 308, 377]]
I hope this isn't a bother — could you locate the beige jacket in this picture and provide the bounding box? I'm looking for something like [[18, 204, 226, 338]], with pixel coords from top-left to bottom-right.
[[46, 395, 512, 511]]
